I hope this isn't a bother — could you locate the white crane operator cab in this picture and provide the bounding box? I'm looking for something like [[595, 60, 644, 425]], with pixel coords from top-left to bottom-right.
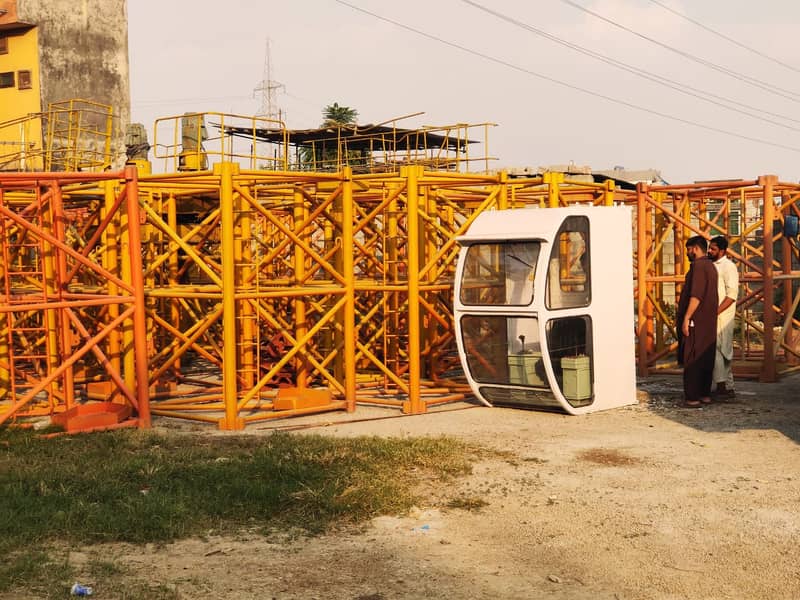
[[454, 206, 636, 414]]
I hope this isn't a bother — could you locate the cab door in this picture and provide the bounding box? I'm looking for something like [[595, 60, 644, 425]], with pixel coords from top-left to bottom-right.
[[544, 215, 594, 408]]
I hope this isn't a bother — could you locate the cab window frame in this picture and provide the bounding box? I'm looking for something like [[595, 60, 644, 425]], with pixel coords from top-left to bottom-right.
[[545, 216, 591, 310]]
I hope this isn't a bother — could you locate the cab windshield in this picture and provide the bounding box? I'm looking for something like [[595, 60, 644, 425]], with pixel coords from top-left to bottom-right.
[[459, 241, 541, 306]]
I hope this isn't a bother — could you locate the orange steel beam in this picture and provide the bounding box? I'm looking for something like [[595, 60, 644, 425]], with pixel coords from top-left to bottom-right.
[[6, 164, 800, 430], [0, 170, 149, 429], [634, 175, 800, 377], [636, 183, 648, 376], [0, 306, 135, 426], [760, 175, 777, 382], [123, 166, 151, 427]]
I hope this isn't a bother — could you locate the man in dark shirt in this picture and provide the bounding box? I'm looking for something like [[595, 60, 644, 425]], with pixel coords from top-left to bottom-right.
[[676, 236, 719, 407]]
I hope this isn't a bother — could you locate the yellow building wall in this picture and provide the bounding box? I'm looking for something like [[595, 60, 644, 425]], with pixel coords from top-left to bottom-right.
[[0, 26, 43, 170]]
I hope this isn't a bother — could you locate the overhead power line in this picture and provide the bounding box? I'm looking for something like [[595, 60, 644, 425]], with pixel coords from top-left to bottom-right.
[[560, 0, 800, 103], [460, 0, 800, 132], [647, 0, 800, 75], [132, 94, 251, 107], [331, 0, 800, 154]]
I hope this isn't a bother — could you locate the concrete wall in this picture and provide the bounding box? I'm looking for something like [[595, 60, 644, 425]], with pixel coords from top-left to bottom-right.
[[17, 0, 130, 166]]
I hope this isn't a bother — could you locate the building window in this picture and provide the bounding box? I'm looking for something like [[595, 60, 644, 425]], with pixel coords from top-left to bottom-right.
[[0, 72, 14, 88], [0, 37, 8, 55], [707, 201, 741, 237], [17, 70, 31, 90]]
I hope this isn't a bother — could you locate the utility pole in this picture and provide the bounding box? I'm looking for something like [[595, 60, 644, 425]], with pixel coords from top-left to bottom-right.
[[253, 38, 285, 123]]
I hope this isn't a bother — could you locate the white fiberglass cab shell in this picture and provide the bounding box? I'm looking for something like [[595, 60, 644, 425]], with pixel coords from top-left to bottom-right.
[[453, 206, 636, 414]]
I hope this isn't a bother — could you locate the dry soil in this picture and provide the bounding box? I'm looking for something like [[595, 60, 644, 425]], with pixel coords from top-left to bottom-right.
[[70, 373, 800, 599]]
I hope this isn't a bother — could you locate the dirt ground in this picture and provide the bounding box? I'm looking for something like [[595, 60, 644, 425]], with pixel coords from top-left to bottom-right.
[[75, 373, 799, 599]]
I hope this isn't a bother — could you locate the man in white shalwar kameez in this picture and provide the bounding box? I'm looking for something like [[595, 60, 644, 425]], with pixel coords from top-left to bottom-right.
[[708, 236, 739, 398]]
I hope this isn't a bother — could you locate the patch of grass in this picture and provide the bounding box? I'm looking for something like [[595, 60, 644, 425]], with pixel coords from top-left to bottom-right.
[[87, 557, 124, 579], [114, 581, 180, 600], [0, 549, 73, 599], [77, 556, 180, 600], [446, 496, 489, 511], [0, 428, 475, 594]]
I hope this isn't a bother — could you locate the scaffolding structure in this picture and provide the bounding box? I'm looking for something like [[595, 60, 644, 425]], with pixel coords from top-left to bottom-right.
[[220, 115, 496, 174], [0, 110, 799, 430], [635, 177, 800, 382], [0, 100, 115, 173], [0, 168, 149, 430], [45, 100, 115, 172]]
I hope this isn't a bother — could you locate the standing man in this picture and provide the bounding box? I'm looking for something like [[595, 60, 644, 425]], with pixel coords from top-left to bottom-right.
[[708, 235, 739, 399], [676, 236, 719, 407]]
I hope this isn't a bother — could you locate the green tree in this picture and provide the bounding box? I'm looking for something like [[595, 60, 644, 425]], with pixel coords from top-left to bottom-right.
[[298, 102, 361, 171], [322, 102, 358, 126]]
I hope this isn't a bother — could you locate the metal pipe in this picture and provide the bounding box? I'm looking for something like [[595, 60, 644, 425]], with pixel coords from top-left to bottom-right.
[[294, 187, 309, 390], [50, 182, 76, 409], [760, 175, 778, 381], [636, 183, 648, 376], [404, 166, 424, 413], [342, 168, 357, 412], [218, 162, 243, 429], [124, 166, 152, 427]]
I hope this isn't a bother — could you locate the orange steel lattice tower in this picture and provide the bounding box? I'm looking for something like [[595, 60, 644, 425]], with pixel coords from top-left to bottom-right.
[[0, 167, 149, 430]]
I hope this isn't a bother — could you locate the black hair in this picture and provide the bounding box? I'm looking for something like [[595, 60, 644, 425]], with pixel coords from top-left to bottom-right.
[[685, 235, 708, 252], [710, 235, 728, 251]]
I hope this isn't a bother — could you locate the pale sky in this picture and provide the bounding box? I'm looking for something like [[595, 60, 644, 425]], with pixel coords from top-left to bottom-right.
[[127, 0, 800, 184]]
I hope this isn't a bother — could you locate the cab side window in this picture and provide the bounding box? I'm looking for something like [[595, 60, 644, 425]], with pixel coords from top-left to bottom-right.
[[546, 216, 590, 309]]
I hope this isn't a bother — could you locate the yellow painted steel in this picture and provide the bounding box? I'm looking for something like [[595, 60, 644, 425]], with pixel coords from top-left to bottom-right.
[[153, 113, 289, 173], [293, 187, 309, 391], [0, 166, 795, 427], [0, 99, 114, 173], [218, 161, 243, 430], [342, 168, 357, 411], [545, 171, 564, 208], [3, 109, 800, 428], [404, 166, 424, 414], [46, 100, 114, 172], [759, 175, 777, 382], [130, 165, 514, 424], [119, 179, 137, 397]]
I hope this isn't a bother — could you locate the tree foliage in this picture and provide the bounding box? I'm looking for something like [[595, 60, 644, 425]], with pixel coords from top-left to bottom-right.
[[322, 102, 358, 127], [297, 102, 361, 170]]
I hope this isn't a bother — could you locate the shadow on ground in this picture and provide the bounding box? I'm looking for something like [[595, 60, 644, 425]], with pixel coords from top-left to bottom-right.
[[637, 372, 800, 444]]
